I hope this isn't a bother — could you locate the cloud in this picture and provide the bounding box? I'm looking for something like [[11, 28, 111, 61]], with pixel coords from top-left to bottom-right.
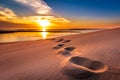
[[0, 6, 70, 25], [15, 0, 70, 23], [0, 7, 17, 20], [0, 0, 70, 29], [15, 0, 53, 15], [0, 6, 30, 23]]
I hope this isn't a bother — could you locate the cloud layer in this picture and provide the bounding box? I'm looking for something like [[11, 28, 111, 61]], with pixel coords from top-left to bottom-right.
[[0, 0, 70, 28]]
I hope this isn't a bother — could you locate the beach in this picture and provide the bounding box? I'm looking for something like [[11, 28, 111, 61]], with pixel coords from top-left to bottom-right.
[[0, 28, 120, 80]]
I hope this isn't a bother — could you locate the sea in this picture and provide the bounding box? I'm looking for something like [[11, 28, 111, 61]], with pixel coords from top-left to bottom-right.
[[0, 29, 99, 43]]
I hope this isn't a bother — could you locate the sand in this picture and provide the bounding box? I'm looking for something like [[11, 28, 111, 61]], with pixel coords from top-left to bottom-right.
[[0, 28, 120, 80]]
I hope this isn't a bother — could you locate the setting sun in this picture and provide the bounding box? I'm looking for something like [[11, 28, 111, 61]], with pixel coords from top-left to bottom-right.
[[36, 19, 50, 39], [36, 19, 51, 28]]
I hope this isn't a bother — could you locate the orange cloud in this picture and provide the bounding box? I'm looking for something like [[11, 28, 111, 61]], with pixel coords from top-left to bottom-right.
[[0, 7, 17, 20], [0, 0, 70, 29]]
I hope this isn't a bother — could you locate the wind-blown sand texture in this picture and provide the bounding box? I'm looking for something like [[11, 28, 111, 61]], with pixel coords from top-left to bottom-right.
[[0, 28, 120, 80]]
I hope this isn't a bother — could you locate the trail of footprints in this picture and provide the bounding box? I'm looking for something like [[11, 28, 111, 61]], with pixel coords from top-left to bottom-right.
[[50, 37, 108, 79], [51, 38, 75, 56]]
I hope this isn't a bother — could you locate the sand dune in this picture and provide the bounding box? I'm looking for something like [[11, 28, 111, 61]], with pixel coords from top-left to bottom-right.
[[0, 28, 120, 80]]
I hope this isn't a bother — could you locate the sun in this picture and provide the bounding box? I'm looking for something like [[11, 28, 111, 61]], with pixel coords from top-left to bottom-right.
[[36, 19, 50, 28]]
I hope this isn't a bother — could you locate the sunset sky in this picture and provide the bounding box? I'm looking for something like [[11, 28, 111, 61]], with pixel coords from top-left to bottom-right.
[[0, 0, 120, 30]]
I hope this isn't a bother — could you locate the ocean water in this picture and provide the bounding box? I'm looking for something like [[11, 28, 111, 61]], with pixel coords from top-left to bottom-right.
[[0, 30, 99, 43]]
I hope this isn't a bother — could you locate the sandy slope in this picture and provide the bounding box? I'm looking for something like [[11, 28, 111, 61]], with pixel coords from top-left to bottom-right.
[[0, 28, 120, 80]]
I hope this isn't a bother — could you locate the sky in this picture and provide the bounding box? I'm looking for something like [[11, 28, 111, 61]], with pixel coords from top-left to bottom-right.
[[0, 0, 120, 29]]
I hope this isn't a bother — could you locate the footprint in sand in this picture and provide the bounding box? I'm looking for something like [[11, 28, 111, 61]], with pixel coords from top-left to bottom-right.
[[57, 50, 70, 56], [49, 37, 64, 42], [60, 56, 108, 79], [62, 40, 71, 43], [54, 38, 64, 42], [64, 47, 76, 51], [50, 38, 55, 41], [53, 44, 65, 49], [57, 47, 76, 56]]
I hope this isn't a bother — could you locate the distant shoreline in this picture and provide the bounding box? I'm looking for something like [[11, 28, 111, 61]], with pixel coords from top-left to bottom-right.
[[0, 29, 101, 34]]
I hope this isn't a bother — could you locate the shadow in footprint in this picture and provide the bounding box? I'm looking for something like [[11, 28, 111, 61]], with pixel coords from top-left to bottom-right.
[[62, 40, 71, 43], [70, 56, 106, 70], [53, 44, 65, 49], [55, 38, 64, 42], [57, 50, 71, 56], [56, 47, 76, 56], [67, 73, 101, 80], [50, 38, 55, 41], [58, 44, 65, 47], [61, 56, 108, 79], [65, 47, 76, 51]]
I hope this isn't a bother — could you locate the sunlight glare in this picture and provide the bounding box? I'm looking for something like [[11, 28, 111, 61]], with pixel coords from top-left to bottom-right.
[[41, 27, 48, 39], [36, 19, 50, 39], [37, 19, 50, 28], [41, 31, 48, 39]]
